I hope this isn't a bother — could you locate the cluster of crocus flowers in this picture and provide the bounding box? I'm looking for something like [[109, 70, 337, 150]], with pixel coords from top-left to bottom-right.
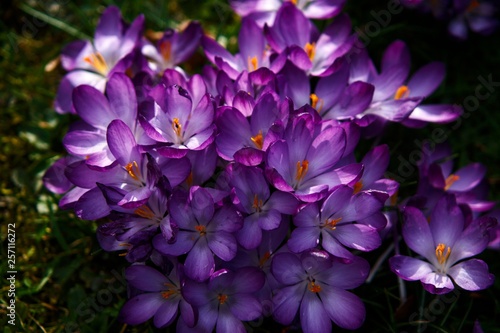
[[43, 1, 498, 332]]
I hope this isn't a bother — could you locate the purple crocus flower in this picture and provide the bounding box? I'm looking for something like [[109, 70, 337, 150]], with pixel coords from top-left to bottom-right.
[[448, 0, 499, 40], [265, 3, 355, 76], [141, 21, 203, 75], [271, 250, 369, 332], [153, 186, 242, 281], [228, 163, 298, 249], [55, 6, 144, 113], [265, 113, 362, 202], [203, 17, 286, 79], [119, 264, 196, 329], [181, 267, 265, 333], [215, 92, 289, 166], [140, 84, 215, 158], [389, 195, 496, 294], [288, 185, 383, 260], [63, 73, 152, 169], [230, 0, 345, 28]]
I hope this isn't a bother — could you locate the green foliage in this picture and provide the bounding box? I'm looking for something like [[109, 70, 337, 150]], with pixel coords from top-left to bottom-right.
[[1, 0, 499, 332]]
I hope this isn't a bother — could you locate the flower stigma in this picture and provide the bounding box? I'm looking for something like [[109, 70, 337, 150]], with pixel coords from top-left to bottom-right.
[[324, 217, 342, 230], [310, 93, 324, 113], [251, 130, 264, 149], [444, 174, 460, 191], [394, 85, 410, 100], [353, 181, 363, 194], [125, 161, 142, 183], [248, 56, 259, 71], [218, 294, 228, 304], [159, 40, 172, 62], [195, 224, 207, 236], [295, 160, 309, 182], [84, 52, 109, 76], [252, 194, 264, 213], [172, 118, 183, 138], [308, 281, 322, 293], [435, 243, 451, 265], [304, 42, 316, 61]]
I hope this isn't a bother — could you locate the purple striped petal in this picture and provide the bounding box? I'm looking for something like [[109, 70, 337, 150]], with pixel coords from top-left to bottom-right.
[[448, 259, 494, 291], [402, 207, 435, 259], [421, 272, 454, 294], [208, 231, 237, 261], [288, 227, 320, 253], [272, 284, 305, 325], [320, 285, 365, 329], [389, 255, 434, 281], [300, 291, 331, 333], [119, 293, 163, 325], [185, 239, 214, 281]]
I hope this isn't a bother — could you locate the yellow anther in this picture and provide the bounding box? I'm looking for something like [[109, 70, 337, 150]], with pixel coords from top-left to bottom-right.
[[259, 251, 271, 268], [125, 161, 141, 181], [248, 56, 259, 71], [186, 171, 194, 187], [308, 281, 321, 293], [83, 52, 108, 75], [444, 174, 460, 191], [304, 42, 316, 61], [325, 217, 342, 230], [394, 85, 410, 100], [218, 294, 228, 304], [252, 194, 264, 213], [161, 290, 176, 299], [353, 181, 363, 194], [172, 118, 182, 137], [295, 160, 309, 182], [251, 130, 264, 150], [310, 93, 324, 113], [159, 40, 172, 62], [134, 205, 156, 219], [195, 224, 207, 236], [435, 243, 451, 265]]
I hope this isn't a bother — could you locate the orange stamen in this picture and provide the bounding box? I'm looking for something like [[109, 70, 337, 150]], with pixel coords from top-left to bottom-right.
[[195, 224, 206, 236], [325, 217, 342, 230], [308, 281, 321, 293], [248, 56, 258, 71], [186, 171, 194, 187], [218, 294, 228, 304], [435, 243, 451, 265], [252, 194, 264, 213], [304, 42, 316, 61], [444, 174, 460, 191], [310, 93, 324, 113], [251, 130, 264, 150], [159, 40, 172, 62], [259, 251, 271, 268], [83, 52, 108, 75], [353, 181, 363, 194], [161, 290, 176, 299], [172, 118, 182, 137], [394, 85, 410, 100], [295, 160, 309, 182], [134, 205, 156, 219], [125, 161, 141, 181], [467, 0, 480, 12]]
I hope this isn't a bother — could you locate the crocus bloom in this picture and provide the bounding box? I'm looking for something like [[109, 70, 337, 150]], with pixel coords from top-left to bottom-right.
[[389, 195, 496, 294], [55, 6, 144, 113], [265, 3, 355, 76], [119, 264, 196, 328], [288, 185, 383, 260], [230, 0, 345, 28], [266, 113, 362, 202], [228, 163, 298, 249], [153, 186, 242, 281], [271, 250, 368, 332], [141, 84, 215, 158], [141, 21, 203, 75], [181, 267, 265, 333]]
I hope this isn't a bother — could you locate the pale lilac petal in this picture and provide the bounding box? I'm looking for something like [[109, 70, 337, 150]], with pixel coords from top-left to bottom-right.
[[334, 224, 381, 252], [430, 195, 464, 248], [407, 62, 445, 97], [106, 119, 139, 165], [406, 104, 461, 124], [448, 259, 494, 291], [106, 73, 137, 126], [449, 163, 486, 192], [389, 255, 434, 281], [421, 272, 454, 294], [402, 207, 435, 259]]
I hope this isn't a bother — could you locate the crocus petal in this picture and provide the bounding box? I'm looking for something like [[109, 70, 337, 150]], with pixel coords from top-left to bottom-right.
[[334, 224, 381, 252], [208, 231, 237, 261], [73, 84, 113, 129], [185, 239, 214, 281], [407, 62, 445, 97], [232, 267, 266, 294], [55, 71, 106, 114], [272, 284, 305, 325], [119, 293, 164, 325], [106, 73, 137, 126], [288, 227, 320, 253], [389, 255, 434, 281], [300, 291, 332, 333], [271, 252, 304, 285], [125, 265, 168, 291], [448, 163, 486, 192], [320, 285, 365, 329], [153, 232, 195, 256], [429, 195, 464, 248], [153, 300, 179, 328], [229, 294, 263, 321], [421, 272, 454, 294], [216, 309, 246, 333], [448, 259, 494, 291], [107, 119, 140, 165], [237, 216, 264, 250], [402, 207, 435, 259], [406, 104, 461, 125]]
